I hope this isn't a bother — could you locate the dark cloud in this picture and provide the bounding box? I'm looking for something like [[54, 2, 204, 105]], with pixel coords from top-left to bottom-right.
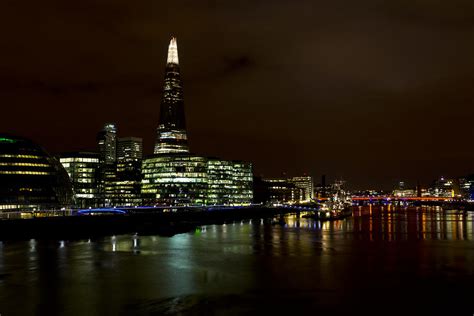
[[0, 0, 473, 189]]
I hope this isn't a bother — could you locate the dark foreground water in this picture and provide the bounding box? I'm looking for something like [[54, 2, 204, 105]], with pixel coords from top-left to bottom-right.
[[0, 206, 474, 315]]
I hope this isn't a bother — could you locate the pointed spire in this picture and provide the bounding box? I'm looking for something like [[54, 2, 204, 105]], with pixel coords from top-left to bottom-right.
[[167, 37, 179, 65]]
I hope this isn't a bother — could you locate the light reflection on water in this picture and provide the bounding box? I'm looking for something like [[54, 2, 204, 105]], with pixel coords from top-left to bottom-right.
[[0, 206, 473, 315]]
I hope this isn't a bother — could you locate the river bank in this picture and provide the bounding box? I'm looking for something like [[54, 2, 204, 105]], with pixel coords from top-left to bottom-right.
[[0, 207, 296, 240]]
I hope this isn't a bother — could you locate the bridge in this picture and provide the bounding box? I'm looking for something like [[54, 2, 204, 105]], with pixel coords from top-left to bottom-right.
[[350, 196, 457, 202]]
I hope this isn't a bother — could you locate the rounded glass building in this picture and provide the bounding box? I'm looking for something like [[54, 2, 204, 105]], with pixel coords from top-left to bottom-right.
[[0, 134, 74, 211]]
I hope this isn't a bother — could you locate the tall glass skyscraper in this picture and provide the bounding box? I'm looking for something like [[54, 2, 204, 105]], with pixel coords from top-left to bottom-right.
[[154, 37, 189, 154], [97, 123, 117, 165], [97, 123, 117, 206], [114, 137, 143, 206], [142, 37, 253, 207]]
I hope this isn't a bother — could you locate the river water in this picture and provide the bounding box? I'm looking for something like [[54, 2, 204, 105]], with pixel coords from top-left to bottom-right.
[[0, 206, 473, 315]]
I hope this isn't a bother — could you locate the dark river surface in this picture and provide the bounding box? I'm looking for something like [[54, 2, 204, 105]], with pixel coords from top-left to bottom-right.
[[0, 206, 474, 315]]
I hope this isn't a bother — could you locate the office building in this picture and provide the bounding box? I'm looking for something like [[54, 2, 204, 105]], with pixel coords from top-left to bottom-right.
[[143, 37, 253, 206], [141, 155, 253, 206], [289, 176, 314, 201], [113, 137, 143, 206], [142, 154, 208, 206], [429, 177, 457, 198], [261, 178, 302, 204], [207, 159, 253, 205], [117, 137, 143, 161], [60, 152, 100, 208], [97, 123, 117, 165]]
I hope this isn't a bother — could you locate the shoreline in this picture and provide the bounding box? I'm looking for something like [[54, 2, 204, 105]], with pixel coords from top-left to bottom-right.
[[0, 207, 299, 241]]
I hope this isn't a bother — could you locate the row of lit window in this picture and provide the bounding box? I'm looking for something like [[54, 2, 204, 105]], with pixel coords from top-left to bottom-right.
[[0, 162, 50, 167], [0, 154, 43, 159], [0, 204, 41, 210], [0, 171, 50, 175], [60, 158, 99, 163]]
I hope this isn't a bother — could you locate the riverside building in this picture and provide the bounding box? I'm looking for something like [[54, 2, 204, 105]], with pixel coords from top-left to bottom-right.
[[142, 37, 253, 206], [113, 137, 143, 206], [59, 152, 101, 208], [0, 134, 73, 211]]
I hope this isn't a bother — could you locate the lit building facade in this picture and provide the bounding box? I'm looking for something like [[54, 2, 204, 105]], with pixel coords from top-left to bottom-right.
[[154, 38, 189, 155], [143, 37, 253, 206], [207, 159, 253, 205], [429, 177, 457, 198], [112, 137, 143, 206], [392, 181, 416, 197], [289, 176, 314, 201], [97, 123, 117, 165], [460, 175, 474, 200], [97, 123, 117, 206], [260, 178, 302, 204], [141, 155, 253, 206], [142, 154, 208, 206], [117, 137, 143, 161], [0, 135, 73, 211], [60, 152, 100, 208]]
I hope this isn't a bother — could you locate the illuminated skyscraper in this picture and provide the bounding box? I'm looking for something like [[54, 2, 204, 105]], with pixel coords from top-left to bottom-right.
[[154, 37, 189, 154], [142, 37, 253, 206], [97, 123, 117, 206], [114, 137, 143, 206], [97, 123, 117, 165]]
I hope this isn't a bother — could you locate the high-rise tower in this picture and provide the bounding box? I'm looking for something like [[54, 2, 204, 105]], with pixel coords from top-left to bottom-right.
[[154, 37, 189, 154], [97, 123, 117, 165]]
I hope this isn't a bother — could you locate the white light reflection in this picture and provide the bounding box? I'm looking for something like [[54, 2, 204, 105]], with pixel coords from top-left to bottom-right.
[[111, 235, 117, 252], [29, 239, 36, 252]]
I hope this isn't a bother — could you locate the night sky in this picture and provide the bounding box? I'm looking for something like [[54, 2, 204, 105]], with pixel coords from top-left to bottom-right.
[[1, 0, 473, 189]]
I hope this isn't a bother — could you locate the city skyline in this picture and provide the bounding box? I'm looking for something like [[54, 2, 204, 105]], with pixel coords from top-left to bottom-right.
[[0, 2, 473, 314], [1, 1, 473, 189]]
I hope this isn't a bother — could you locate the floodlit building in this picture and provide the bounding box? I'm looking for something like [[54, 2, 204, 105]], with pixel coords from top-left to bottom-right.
[[97, 123, 117, 206], [207, 159, 253, 205], [460, 175, 474, 200], [392, 181, 416, 198], [142, 154, 208, 206], [60, 152, 101, 208], [260, 178, 302, 204], [97, 123, 117, 165], [142, 37, 253, 206], [0, 134, 73, 211], [429, 177, 456, 198], [254, 175, 315, 204], [112, 137, 143, 206], [154, 37, 189, 155], [141, 155, 253, 206], [289, 176, 314, 201]]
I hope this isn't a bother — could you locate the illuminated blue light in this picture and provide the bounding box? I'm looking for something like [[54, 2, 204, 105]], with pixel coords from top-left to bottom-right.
[[77, 208, 127, 215]]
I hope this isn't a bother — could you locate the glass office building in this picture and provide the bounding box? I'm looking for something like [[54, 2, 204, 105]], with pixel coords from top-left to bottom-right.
[[141, 155, 253, 206], [0, 135, 73, 211], [59, 152, 100, 208], [117, 137, 142, 161], [143, 38, 253, 207], [289, 176, 314, 202], [207, 159, 253, 205], [97, 123, 117, 165], [142, 154, 208, 206]]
